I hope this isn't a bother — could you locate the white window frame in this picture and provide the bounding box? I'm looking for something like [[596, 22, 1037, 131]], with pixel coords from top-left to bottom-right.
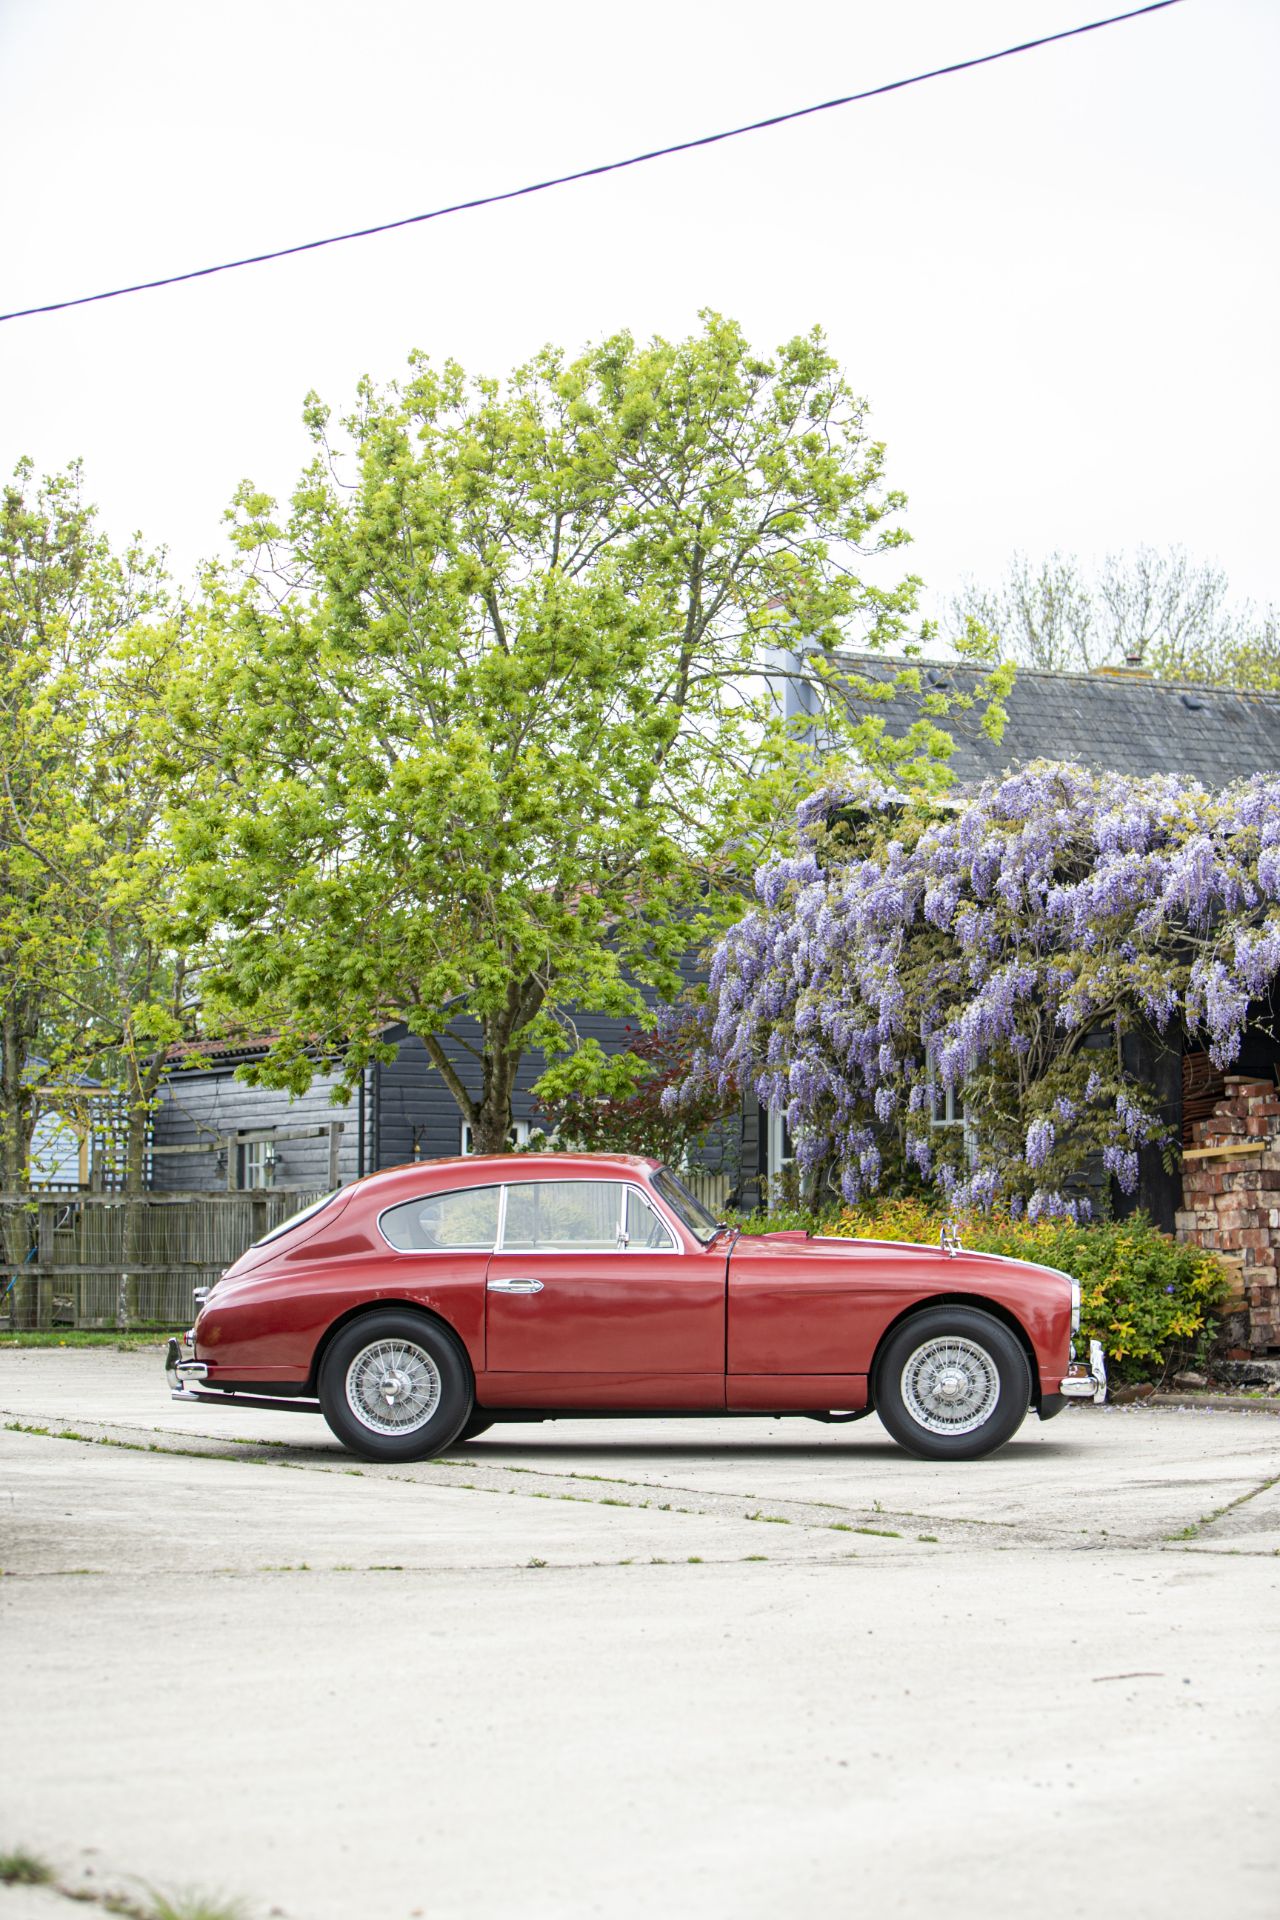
[[238, 1138, 276, 1189], [766, 1106, 796, 1211]]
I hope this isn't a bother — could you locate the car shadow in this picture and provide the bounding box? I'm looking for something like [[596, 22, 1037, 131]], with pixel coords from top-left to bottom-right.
[[453, 1431, 1073, 1462]]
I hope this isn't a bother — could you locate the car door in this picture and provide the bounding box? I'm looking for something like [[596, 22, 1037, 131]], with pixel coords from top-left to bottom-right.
[[482, 1178, 725, 1408]]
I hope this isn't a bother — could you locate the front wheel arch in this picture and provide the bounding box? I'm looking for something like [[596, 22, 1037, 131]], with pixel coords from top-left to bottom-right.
[[868, 1293, 1038, 1410]]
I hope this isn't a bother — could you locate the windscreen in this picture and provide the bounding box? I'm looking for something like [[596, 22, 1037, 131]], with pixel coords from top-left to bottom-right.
[[651, 1167, 720, 1242]]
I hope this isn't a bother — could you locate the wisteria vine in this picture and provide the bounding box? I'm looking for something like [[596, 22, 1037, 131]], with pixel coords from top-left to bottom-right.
[[674, 764, 1280, 1217]]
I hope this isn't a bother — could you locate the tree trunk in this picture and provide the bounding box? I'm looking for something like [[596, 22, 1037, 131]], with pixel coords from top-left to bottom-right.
[[118, 1087, 152, 1330], [0, 1003, 38, 1325], [423, 975, 546, 1157], [470, 1045, 520, 1156], [0, 1001, 37, 1193]]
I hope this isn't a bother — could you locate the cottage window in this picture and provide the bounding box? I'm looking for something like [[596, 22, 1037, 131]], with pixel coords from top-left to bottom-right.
[[926, 1044, 976, 1165], [237, 1139, 275, 1189], [766, 1107, 795, 1208]]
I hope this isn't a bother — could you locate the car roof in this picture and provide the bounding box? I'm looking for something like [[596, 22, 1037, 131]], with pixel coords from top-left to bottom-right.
[[347, 1151, 663, 1203]]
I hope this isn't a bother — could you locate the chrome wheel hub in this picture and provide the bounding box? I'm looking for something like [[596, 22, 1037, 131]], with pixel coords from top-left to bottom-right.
[[346, 1339, 441, 1436], [901, 1336, 1000, 1436]]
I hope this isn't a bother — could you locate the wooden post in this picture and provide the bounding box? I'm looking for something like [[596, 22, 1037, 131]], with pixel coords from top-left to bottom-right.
[[6, 1201, 39, 1328], [224, 1132, 237, 1192], [327, 1122, 344, 1188], [36, 1201, 55, 1330]]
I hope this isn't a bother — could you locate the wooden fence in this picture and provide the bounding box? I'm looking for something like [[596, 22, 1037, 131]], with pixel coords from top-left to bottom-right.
[[0, 1191, 327, 1330]]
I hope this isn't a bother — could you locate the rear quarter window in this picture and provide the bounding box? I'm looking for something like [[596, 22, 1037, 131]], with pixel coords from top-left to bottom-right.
[[379, 1185, 501, 1252]]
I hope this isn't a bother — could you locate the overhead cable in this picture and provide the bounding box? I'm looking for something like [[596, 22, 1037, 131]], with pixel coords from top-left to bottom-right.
[[0, 1, 1185, 324]]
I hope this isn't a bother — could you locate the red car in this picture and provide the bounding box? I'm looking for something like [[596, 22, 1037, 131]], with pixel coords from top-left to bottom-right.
[[166, 1153, 1106, 1462]]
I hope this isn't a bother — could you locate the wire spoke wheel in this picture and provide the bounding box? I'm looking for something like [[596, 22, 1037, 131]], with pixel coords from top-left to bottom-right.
[[899, 1334, 1001, 1437], [345, 1338, 442, 1436]]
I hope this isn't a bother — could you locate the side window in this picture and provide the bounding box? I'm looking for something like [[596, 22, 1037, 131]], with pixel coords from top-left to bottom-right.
[[501, 1181, 622, 1251], [625, 1188, 675, 1250], [380, 1185, 500, 1252]]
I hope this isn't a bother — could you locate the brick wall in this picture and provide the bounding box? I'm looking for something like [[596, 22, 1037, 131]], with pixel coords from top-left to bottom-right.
[[1175, 1074, 1280, 1355]]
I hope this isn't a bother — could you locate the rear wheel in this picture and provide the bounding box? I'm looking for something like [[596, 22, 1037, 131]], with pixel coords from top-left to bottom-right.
[[318, 1310, 472, 1462], [874, 1307, 1031, 1461]]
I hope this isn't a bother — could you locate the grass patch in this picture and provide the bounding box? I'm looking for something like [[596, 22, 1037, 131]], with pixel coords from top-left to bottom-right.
[[0, 1329, 177, 1349], [917, 1534, 939, 1544], [0, 1846, 54, 1885], [147, 1893, 250, 1920], [1165, 1470, 1280, 1542], [4, 1420, 284, 1470], [746, 1511, 792, 1525], [0, 1843, 247, 1920], [852, 1526, 901, 1539]]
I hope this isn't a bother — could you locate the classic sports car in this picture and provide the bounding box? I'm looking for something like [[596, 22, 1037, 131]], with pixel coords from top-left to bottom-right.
[[166, 1153, 1106, 1462]]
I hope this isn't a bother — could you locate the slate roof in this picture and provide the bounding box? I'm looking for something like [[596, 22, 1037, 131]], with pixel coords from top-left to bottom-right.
[[162, 1018, 405, 1071], [831, 653, 1280, 789]]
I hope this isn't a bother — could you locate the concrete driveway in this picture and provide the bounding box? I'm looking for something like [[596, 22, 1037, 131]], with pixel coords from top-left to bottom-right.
[[2, 1349, 1278, 1920]]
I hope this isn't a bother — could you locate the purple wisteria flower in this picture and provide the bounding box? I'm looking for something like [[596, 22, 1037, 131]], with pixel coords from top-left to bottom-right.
[[1025, 1117, 1055, 1169], [1101, 1145, 1141, 1194], [691, 762, 1280, 1211]]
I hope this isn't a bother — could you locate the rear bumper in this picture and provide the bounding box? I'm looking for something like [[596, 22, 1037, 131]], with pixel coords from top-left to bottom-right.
[[1059, 1339, 1108, 1405], [165, 1333, 206, 1390], [164, 1335, 320, 1416]]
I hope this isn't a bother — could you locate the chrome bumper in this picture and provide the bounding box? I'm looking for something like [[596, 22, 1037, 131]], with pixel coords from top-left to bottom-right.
[[163, 1333, 322, 1416], [165, 1333, 207, 1397], [1060, 1339, 1108, 1405]]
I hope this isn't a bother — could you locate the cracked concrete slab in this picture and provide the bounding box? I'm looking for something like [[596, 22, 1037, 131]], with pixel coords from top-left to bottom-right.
[[3, 1348, 1279, 1920]]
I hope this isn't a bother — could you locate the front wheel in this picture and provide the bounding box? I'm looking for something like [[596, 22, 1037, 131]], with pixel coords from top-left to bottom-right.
[[318, 1310, 473, 1462], [456, 1414, 494, 1442], [874, 1307, 1031, 1461]]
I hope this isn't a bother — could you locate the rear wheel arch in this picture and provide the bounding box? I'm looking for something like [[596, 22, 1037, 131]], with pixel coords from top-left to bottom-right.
[[307, 1298, 475, 1396], [868, 1293, 1038, 1409]]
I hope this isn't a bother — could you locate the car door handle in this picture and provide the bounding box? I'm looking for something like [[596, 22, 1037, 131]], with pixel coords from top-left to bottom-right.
[[487, 1276, 544, 1294]]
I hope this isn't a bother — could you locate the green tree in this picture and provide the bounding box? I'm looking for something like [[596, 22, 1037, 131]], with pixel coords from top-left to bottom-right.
[[0, 460, 175, 1191], [76, 615, 203, 1195], [174, 315, 1008, 1153]]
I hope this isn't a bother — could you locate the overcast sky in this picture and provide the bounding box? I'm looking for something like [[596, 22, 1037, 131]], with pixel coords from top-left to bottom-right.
[[1, 0, 1275, 631]]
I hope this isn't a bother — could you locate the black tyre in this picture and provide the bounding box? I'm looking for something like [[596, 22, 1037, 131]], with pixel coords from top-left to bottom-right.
[[873, 1306, 1031, 1461], [318, 1309, 473, 1462], [456, 1414, 494, 1442]]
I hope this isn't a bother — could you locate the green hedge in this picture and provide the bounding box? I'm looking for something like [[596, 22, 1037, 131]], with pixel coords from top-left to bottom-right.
[[729, 1196, 1230, 1382]]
